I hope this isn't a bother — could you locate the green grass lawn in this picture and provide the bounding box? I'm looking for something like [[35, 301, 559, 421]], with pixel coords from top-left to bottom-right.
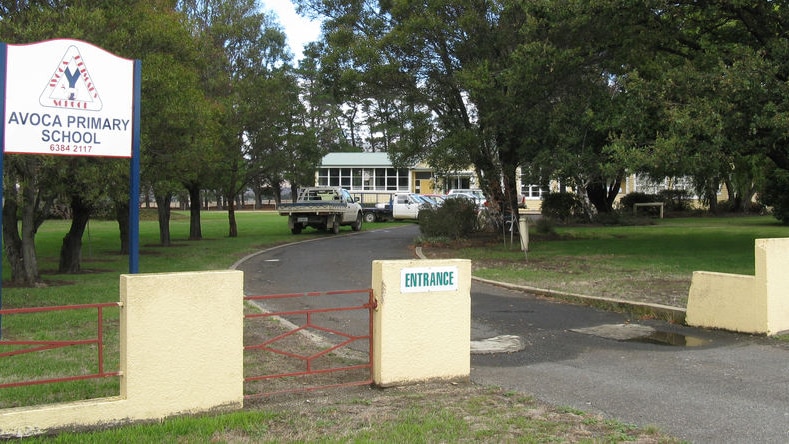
[[453, 215, 789, 306], [3, 211, 784, 442]]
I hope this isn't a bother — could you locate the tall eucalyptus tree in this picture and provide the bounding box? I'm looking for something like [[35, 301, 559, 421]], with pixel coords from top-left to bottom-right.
[[178, 0, 292, 236]]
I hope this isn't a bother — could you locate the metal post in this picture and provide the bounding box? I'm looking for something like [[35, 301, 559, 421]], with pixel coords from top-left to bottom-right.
[[0, 42, 7, 338], [129, 60, 142, 274]]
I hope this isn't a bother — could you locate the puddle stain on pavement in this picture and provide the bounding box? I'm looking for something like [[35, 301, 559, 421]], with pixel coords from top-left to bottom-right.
[[570, 323, 710, 347]]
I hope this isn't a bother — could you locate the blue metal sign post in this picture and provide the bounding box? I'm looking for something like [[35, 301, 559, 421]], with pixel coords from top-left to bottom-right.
[[129, 60, 142, 274], [0, 39, 141, 337]]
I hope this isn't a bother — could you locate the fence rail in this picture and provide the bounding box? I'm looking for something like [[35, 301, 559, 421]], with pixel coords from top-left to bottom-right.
[[244, 288, 375, 398], [0, 302, 121, 389]]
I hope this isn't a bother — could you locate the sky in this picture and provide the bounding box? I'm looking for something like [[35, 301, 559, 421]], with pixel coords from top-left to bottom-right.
[[260, 0, 322, 60]]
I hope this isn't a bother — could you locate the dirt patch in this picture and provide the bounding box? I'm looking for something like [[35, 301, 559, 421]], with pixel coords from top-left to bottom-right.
[[239, 381, 675, 443]]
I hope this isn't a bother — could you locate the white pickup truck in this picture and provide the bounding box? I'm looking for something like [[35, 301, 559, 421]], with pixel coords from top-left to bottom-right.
[[277, 187, 363, 234], [361, 192, 433, 223]]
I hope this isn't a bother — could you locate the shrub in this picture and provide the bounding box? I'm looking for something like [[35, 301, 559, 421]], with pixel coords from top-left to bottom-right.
[[418, 197, 479, 239], [657, 189, 691, 212], [619, 192, 659, 210], [534, 217, 557, 235], [759, 167, 789, 225], [718, 199, 767, 214], [592, 211, 623, 225], [540, 192, 584, 223]]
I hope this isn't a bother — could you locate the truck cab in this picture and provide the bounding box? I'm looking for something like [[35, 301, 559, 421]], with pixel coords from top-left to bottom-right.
[[391, 193, 423, 219]]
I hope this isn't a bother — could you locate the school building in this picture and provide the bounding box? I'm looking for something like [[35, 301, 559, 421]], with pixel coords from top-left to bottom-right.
[[316, 152, 725, 211]]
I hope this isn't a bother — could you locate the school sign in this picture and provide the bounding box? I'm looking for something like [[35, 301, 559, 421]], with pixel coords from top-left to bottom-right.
[[3, 39, 136, 157], [0, 38, 141, 270]]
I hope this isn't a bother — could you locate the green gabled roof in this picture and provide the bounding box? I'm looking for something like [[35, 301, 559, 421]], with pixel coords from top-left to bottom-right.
[[321, 152, 394, 167]]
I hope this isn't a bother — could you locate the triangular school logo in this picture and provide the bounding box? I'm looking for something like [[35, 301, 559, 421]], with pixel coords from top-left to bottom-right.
[[39, 45, 102, 111]]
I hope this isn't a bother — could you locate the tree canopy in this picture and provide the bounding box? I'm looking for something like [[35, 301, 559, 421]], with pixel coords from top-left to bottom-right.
[[3, 0, 789, 286]]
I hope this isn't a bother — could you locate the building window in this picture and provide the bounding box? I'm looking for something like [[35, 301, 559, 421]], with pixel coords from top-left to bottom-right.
[[519, 165, 549, 199], [445, 175, 472, 190], [317, 167, 409, 191], [522, 184, 549, 199]]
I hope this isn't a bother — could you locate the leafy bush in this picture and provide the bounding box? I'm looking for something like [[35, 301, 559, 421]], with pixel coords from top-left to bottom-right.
[[657, 189, 691, 212], [717, 199, 767, 214], [418, 197, 479, 239], [592, 211, 623, 225], [619, 192, 659, 210], [759, 167, 789, 224], [534, 217, 556, 235], [540, 192, 584, 223]]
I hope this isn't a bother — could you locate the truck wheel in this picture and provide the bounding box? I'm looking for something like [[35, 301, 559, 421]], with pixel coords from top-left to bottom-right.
[[363, 211, 376, 224], [352, 213, 363, 231], [291, 225, 302, 234]]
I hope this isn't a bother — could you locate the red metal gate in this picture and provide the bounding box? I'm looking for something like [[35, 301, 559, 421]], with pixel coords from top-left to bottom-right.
[[243, 288, 375, 398]]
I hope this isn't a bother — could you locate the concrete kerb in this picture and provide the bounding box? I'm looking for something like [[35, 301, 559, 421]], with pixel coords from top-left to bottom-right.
[[471, 276, 687, 324], [413, 246, 687, 325]]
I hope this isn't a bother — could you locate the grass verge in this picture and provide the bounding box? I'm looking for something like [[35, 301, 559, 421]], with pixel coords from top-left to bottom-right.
[[421, 215, 788, 308], [19, 383, 680, 443]]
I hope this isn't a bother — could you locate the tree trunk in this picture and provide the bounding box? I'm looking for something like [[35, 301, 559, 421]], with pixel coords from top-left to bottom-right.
[[58, 195, 91, 273], [498, 147, 521, 219], [253, 188, 262, 209], [19, 187, 43, 285], [2, 198, 27, 285], [585, 179, 621, 214], [187, 184, 202, 240], [115, 199, 130, 255], [226, 192, 238, 237], [707, 187, 719, 214], [155, 193, 172, 246], [3, 180, 54, 286], [273, 183, 282, 205]]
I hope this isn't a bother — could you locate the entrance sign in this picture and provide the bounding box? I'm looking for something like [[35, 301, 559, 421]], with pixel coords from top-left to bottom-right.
[[400, 266, 459, 293], [4, 39, 134, 157]]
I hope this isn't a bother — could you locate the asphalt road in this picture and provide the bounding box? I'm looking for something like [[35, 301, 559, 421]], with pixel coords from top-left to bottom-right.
[[236, 223, 789, 444]]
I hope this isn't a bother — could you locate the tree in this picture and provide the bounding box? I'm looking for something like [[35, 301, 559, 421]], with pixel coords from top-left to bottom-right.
[[55, 158, 119, 273], [298, 0, 508, 204], [245, 69, 321, 206], [179, 0, 292, 237], [130, 3, 215, 246], [300, 0, 656, 221], [2, 156, 55, 285], [605, 2, 789, 220], [0, 1, 111, 283]]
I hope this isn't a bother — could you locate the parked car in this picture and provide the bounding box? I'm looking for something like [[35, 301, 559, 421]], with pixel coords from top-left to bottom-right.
[[422, 194, 446, 206], [447, 189, 486, 207], [417, 194, 442, 207]]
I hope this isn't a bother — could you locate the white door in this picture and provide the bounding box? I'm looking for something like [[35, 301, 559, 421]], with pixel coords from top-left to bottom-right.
[[393, 194, 419, 219]]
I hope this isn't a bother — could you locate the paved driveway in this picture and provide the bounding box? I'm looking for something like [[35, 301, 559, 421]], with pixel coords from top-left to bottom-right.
[[236, 224, 789, 444]]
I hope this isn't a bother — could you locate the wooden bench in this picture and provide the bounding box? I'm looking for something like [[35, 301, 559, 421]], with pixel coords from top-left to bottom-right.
[[633, 202, 664, 219]]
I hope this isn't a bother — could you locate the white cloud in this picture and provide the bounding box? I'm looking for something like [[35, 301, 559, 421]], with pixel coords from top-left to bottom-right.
[[260, 0, 321, 60]]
